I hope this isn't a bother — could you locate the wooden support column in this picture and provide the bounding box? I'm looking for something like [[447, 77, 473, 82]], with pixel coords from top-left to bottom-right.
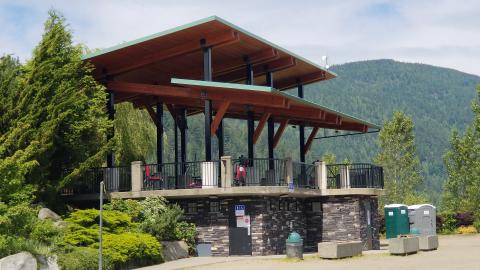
[[211, 101, 230, 135], [253, 112, 271, 144], [107, 90, 115, 167], [304, 127, 320, 154], [273, 119, 289, 148], [202, 39, 213, 161], [298, 84, 306, 163]]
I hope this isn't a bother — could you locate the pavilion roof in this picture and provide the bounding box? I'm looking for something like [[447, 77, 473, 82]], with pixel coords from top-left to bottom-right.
[[84, 16, 380, 133], [82, 16, 336, 90]]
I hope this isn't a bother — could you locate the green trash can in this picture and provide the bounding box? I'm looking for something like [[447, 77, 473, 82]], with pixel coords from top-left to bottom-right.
[[286, 232, 303, 259], [385, 204, 410, 239]]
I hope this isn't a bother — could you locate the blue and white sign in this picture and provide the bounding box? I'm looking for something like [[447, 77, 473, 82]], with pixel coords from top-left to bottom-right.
[[235, 204, 245, 216], [288, 183, 295, 192]]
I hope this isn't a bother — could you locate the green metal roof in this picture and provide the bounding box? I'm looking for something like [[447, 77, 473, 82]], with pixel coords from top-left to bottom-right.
[[171, 78, 380, 129], [81, 16, 336, 77]]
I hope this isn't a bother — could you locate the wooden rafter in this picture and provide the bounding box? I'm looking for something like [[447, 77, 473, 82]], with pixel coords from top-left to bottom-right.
[[101, 30, 239, 77], [144, 105, 159, 126], [108, 81, 288, 108], [211, 101, 231, 135], [304, 127, 320, 154], [253, 113, 271, 144], [273, 119, 289, 148], [275, 71, 327, 90], [216, 57, 296, 83]]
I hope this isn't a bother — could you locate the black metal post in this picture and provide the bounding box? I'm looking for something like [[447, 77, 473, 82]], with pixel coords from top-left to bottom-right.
[[246, 62, 254, 85], [205, 100, 212, 161], [156, 101, 163, 170], [180, 108, 187, 173], [298, 84, 306, 163], [106, 90, 115, 167], [217, 120, 224, 158], [247, 110, 254, 166], [174, 113, 178, 186], [202, 40, 213, 161], [266, 71, 274, 169]]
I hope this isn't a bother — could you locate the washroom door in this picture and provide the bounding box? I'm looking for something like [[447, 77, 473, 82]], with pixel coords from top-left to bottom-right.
[[228, 201, 252, 255], [363, 200, 373, 250]]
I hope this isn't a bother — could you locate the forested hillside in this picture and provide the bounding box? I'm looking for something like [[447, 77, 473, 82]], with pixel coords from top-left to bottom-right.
[[115, 59, 480, 204]]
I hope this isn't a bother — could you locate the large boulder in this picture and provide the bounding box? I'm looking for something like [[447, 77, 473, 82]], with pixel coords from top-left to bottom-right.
[[38, 208, 61, 221], [37, 255, 60, 270], [0, 252, 37, 270], [161, 241, 189, 261]]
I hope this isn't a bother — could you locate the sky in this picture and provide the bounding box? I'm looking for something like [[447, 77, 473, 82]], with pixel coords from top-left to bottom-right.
[[1, 0, 480, 76]]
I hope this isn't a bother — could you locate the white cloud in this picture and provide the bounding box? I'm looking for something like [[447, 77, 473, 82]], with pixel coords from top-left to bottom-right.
[[1, 0, 480, 75]]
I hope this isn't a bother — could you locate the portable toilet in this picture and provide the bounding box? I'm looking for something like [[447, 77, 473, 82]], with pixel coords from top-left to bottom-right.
[[384, 204, 410, 239], [408, 204, 436, 236]]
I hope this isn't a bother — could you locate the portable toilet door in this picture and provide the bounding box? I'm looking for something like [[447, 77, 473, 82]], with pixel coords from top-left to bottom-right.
[[408, 204, 436, 236], [384, 204, 410, 239]]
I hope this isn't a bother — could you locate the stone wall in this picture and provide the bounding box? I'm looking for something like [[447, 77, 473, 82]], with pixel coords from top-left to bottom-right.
[[322, 196, 380, 250], [179, 199, 230, 256], [174, 195, 380, 256]]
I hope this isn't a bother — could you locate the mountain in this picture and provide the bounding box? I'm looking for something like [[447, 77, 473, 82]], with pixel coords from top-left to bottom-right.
[[296, 59, 480, 203], [116, 59, 480, 205]]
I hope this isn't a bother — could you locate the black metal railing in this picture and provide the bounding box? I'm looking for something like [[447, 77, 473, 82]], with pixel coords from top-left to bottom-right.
[[142, 160, 220, 190], [232, 158, 287, 186], [62, 166, 131, 195], [292, 161, 317, 188], [326, 163, 384, 189]]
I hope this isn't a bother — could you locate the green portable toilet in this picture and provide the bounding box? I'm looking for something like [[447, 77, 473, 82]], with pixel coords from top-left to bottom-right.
[[384, 204, 410, 239]]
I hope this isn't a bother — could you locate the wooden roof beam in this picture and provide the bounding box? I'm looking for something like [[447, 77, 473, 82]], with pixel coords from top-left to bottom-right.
[[214, 48, 279, 77], [273, 119, 289, 148], [108, 81, 288, 108], [275, 71, 327, 90], [253, 112, 271, 144], [101, 30, 240, 77], [215, 57, 296, 83], [304, 127, 320, 154], [211, 101, 231, 135]]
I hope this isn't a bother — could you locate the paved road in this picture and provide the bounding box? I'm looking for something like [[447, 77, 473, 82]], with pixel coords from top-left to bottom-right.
[[138, 234, 480, 270]]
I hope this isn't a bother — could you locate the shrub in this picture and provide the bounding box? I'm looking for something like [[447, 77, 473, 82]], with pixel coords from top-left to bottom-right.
[[455, 212, 475, 227], [91, 232, 163, 268], [473, 219, 480, 232], [140, 197, 183, 241], [174, 221, 197, 254], [105, 199, 144, 222], [31, 219, 63, 245], [456, 226, 478, 234], [65, 209, 135, 233], [440, 212, 457, 233], [58, 247, 113, 270]]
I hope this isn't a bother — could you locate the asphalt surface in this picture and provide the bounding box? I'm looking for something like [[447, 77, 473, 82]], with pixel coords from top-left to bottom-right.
[[137, 234, 480, 270]]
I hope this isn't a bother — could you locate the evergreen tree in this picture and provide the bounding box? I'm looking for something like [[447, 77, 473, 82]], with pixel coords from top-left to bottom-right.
[[443, 86, 480, 215], [0, 55, 22, 135], [0, 10, 112, 205], [374, 111, 426, 208]]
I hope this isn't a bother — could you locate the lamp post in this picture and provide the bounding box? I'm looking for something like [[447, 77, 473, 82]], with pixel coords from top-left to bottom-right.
[[99, 181, 104, 270]]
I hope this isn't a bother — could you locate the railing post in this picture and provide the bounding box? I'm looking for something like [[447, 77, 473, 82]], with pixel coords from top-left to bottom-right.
[[316, 161, 327, 189], [221, 156, 232, 188], [286, 157, 293, 185], [131, 161, 143, 192]]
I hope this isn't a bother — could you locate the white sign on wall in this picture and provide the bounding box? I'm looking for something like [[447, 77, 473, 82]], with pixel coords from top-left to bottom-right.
[[235, 204, 245, 216], [236, 215, 251, 235], [388, 211, 394, 216]]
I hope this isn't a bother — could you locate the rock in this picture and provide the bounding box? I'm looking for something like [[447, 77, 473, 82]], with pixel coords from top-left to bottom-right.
[[38, 208, 61, 221], [161, 241, 189, 261], [37, 255, 60, 270], [0, 252, 37, 270], [53, 220, 67, 229]]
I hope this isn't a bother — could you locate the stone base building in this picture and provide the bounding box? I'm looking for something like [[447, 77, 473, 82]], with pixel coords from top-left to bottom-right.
[[171, 195, 380, 256]]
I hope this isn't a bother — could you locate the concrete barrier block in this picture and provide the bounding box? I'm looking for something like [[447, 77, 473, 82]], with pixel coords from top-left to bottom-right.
[[318, 241, 363, 259], [419, 235, 438, 251], [389, 236, 419, 255]]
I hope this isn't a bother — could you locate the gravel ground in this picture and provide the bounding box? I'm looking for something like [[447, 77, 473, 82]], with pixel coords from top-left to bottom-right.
[[138, 234, 480, 270]]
